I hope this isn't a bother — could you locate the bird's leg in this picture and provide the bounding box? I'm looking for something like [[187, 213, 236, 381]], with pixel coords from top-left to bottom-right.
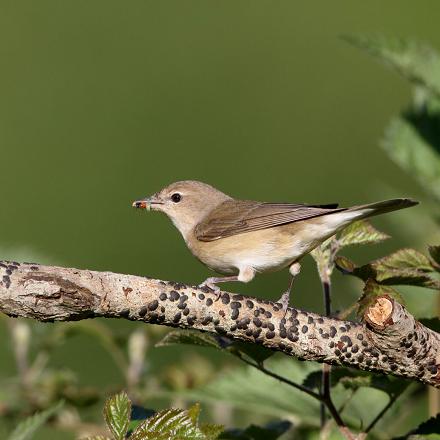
[[277, 262, 301, 316], [200, 276, 239, 296], [200, 267, 255, 300]]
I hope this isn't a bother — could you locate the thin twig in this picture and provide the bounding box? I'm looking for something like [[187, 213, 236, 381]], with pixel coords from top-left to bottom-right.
[[239, 357, 357, 440], [238, 356, 321, 400], [322, 395, 357, 440], [365, 395, 398, 434]]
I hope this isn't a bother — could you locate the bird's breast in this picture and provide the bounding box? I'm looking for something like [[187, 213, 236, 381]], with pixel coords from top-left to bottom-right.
[[185, 226, 314, 274]]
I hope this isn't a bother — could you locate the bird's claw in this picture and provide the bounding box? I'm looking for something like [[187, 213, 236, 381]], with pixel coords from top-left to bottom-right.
[[277, 290, 291, 319], [198, 281, 222, 300]]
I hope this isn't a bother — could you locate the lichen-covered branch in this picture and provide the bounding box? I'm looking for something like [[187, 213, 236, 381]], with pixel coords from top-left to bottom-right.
[[1, 261, 439, 388]]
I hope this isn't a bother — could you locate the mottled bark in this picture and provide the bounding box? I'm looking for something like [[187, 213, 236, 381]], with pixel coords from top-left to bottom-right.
[[1, 261, 439, 388]]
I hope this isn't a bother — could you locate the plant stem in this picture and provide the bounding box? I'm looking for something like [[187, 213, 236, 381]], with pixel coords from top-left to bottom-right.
[[322, 394, 357, 440], [239, 357, 357, 440]]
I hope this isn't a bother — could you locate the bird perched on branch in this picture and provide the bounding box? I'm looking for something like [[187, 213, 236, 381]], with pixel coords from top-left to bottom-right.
[[133, 180, 417, 312]]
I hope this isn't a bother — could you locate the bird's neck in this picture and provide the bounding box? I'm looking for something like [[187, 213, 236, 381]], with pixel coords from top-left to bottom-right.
[[169, 195, 232, 243], [170, 215, 195, 242]]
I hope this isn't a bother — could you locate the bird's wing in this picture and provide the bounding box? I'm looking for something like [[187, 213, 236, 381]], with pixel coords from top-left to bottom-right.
[[195, 199, 345, 241]]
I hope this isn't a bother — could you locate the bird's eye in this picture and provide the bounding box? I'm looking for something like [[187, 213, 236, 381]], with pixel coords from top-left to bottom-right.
[[171, 193, 182, 203]]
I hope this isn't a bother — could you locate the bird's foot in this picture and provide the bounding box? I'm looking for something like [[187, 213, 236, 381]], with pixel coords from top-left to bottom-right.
[[198, 279, 222, 301]]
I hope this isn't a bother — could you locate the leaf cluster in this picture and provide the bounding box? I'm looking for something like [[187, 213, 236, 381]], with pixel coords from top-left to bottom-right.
[[85, 392, 223, 440], [335, 245, 440, 316], [346, 34, 440, 204]]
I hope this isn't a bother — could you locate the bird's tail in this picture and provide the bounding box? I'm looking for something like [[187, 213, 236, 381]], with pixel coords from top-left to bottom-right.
[[318, 198, 418, 234], [346, 198, 418, 220]]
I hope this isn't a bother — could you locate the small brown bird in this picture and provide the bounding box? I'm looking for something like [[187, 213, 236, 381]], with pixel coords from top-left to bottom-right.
[[133, 180, 417, 310]]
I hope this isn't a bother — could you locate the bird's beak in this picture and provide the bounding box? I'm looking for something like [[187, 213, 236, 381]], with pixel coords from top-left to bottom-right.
[[132, 196, 163, 211]]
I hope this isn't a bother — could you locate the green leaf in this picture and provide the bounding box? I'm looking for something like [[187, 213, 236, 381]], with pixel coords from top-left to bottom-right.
[[346, 36, 440, 202], [338, 220, 390, 247], [226, 341, 274, 364], [375, 248, 433, 271], [382, 109, 440, 202], [187, 403, 201, 425], [358, 280, 405, 317], [310, 236, 337, 278], [302, 367, 409, 399], [219, 421, 292, 440], [336, 249, 440, 290], [175, 358, 320, 424], [103, 391, 131, 440], [7, 401, 64, 440], [340, 374, 409, 399], [200, 423, 224, 439], [344, 35, 440, 96], [156, 330, 274, 364], [170, 358, 411, 433], [130, 408, 206, 440], [428, 245, 440, 269], [393, 414, 440, 439], [334, 256, 357, 274]]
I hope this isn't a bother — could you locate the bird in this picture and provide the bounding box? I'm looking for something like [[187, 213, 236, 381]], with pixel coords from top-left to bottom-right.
[[132, 180, 417, 311]]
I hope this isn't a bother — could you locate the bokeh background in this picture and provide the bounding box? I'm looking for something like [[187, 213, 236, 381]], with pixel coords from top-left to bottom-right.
[[1, 1, 440, 438]]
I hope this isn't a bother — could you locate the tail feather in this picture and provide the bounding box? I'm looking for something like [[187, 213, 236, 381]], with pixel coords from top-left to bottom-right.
[[347, 198, 418, 220]]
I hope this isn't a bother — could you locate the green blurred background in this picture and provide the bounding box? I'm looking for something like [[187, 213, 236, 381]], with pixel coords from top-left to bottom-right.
[[1, 1, 440, 438]]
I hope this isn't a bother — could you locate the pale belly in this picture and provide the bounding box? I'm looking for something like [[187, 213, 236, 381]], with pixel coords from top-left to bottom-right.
[[186, 219, 336, 275]]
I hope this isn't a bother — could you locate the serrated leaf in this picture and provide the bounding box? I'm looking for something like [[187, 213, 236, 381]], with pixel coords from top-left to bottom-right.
[[7, 401, 64, 440], [428, 245, 440, 269], [103, 391, 131, 440], [358, 280, 405, 318], [344, 35, 440, 96], [338, 220, 390, 247], [393, 414, 440, 439], [130, 408, 205, 440], [219, 421, 292, 440], [200, 423, 224, 439], [336, 249, 440, 289], [155, 330, 222, 350], [187, 403, 201, 425], [376, 248, 433, 271]]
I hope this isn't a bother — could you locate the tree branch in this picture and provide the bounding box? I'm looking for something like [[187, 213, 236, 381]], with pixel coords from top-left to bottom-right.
[[1, 261, 439, 388]]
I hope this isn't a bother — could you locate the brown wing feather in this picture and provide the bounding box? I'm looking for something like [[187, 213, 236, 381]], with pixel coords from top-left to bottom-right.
[[195, 200, 346, 241]]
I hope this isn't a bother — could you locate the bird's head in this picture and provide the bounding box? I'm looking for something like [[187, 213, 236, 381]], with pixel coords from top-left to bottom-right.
[[133, 180, 231, 238]]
